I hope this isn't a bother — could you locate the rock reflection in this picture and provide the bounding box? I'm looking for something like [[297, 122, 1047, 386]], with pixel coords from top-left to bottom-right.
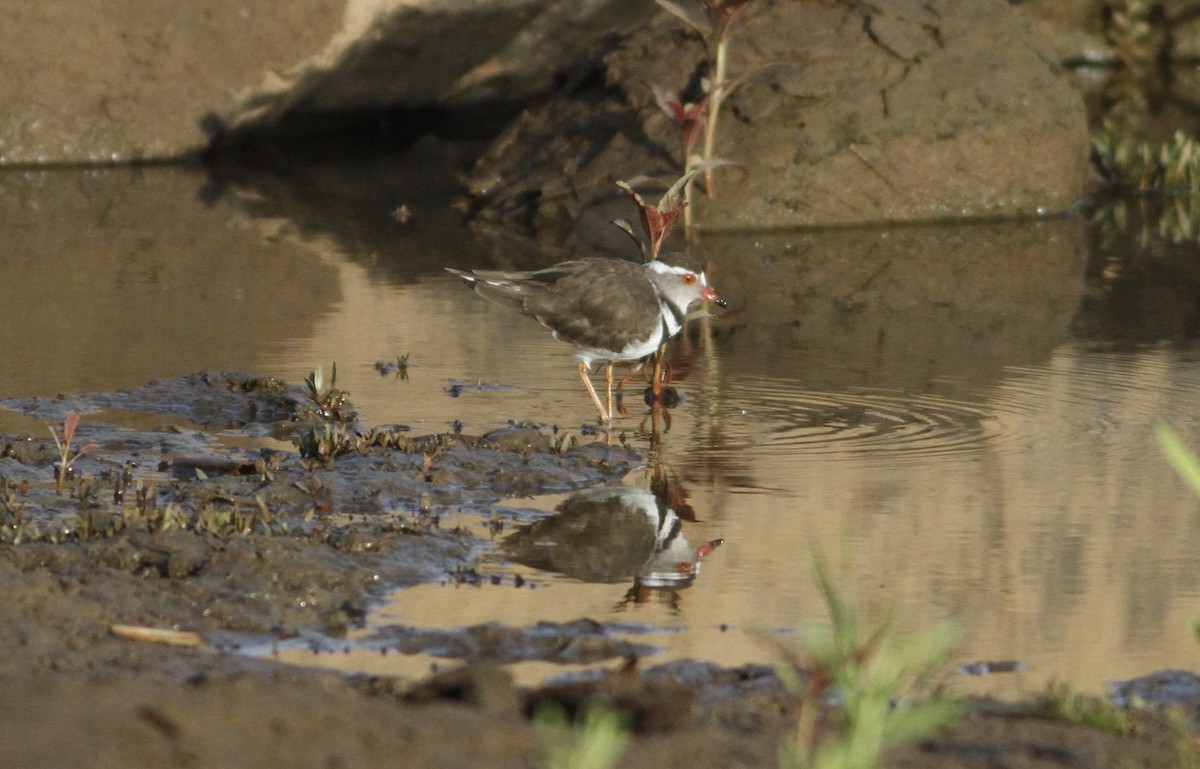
[[502, 469, 721, 609]]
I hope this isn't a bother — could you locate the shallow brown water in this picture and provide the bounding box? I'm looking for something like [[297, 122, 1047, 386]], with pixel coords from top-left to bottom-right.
[[4, 150, 1200, 699]]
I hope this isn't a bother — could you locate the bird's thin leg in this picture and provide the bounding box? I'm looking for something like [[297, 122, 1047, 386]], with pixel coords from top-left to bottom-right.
[[650, 343, 667, 399], [604, 362, 615, 422], [578, 362, 610, 423]]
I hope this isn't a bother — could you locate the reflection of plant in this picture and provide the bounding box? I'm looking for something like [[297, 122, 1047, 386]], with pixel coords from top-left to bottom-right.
[[50, 410, 99, 495], [375, 354, 411, 381], [1091, 194, 1200, 250], [534, 702, 629, 769], [772, 557, 961, 769]]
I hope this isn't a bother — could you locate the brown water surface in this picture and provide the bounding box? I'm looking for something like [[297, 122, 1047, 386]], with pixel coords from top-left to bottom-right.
[[4, 151, 1200, 698]]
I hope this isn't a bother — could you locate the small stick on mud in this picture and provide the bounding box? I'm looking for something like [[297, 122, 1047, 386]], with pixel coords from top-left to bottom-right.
[[109, 624, 204, 648]]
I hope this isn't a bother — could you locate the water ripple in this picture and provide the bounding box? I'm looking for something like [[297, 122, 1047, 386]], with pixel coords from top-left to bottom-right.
[[719, 378, 1013, 463], [709, 348, 1200, 471]]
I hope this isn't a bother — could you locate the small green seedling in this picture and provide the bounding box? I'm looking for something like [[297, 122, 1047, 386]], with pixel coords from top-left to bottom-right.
[[304, 363, 351, 421], [534, 701, 629, 769], [774, 556, 962, 769], [1156, 422, 1200, 498]]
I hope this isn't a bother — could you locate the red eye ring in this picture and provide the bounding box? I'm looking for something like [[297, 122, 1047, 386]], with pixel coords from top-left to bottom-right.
[[681, 273, 697, 285]]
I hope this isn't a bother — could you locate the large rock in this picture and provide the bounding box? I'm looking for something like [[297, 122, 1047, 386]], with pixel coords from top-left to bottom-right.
[[0, 0, 653, 164], [468, 0, 1093, 232]]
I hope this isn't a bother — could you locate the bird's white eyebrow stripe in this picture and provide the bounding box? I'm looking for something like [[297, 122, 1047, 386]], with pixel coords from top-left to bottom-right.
[[646, 260, 706, 285]]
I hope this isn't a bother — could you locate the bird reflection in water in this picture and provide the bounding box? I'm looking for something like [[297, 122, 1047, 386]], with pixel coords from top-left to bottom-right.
[[501, 466, 721, 611]]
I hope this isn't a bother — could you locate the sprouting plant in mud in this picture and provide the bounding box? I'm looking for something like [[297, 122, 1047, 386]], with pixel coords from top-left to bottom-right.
[[112, 460, 134, 505], [1037, 680, 1135, 736], [299, 423, 356, 469], [0, 476, 28, 536], [374, 353, 411, 381], [770, 556, 961, 769], [534, 701, 629, 769], [49, 410, 99, 495], [304, 363, 352, 421]]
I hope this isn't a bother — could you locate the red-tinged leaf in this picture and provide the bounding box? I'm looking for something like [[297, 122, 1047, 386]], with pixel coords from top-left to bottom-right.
[[63, 410, 80, 443], [642, 207, 666, 242], [615, 180, 646, 208], [680, 123, 704, 159], [706, 0, 754, 34], [659, 87, 711, 160], [660, 206, 684, 234], [652, 85, 683, 122]]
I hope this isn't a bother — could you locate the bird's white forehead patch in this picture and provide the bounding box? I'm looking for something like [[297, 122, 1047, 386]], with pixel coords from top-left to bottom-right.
[[647, 260, 707, 285]]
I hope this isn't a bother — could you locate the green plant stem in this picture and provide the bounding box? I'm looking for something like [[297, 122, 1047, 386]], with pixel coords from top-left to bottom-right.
[[683, 164, 695, 237], [703, 35, 729, 196]]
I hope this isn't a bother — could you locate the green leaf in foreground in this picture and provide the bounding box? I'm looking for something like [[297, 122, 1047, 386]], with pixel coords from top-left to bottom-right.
[[1155, 422, 1200, 499], [535, 702, 629, 769]]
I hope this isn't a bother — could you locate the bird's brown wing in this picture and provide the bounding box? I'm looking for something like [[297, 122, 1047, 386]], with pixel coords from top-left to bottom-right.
[[524, 259, 661, 352]]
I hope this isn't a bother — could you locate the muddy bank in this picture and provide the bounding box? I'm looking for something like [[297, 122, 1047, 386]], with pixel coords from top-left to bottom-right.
[[467, 0, 1090, 235], [0, 369, 641, 668], [0, 370, 1196, 769]]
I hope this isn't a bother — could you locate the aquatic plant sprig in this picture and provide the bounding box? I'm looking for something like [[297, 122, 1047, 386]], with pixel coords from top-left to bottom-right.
[[304, 363, 352, 422], [534, 701, 629, 769], [771, 556, 962, 769], [50, 410, 99, 496], [656, 0, 755, 196], [653, 85, 709, 166], [0, 476, 27, 532], [650, 87, 743, 235], [612, 170, 696, 261], [1093, 126, 1200, 196], [1037, 680, 1135, 736]]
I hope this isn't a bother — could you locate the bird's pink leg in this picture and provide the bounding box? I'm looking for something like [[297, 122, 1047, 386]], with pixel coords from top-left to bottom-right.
[[604, 362, 615, 422], [578, 362, 610, 423]]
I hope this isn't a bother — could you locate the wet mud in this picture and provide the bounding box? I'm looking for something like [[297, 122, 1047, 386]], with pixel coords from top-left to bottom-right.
[[0, 371, 1194, 768]]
